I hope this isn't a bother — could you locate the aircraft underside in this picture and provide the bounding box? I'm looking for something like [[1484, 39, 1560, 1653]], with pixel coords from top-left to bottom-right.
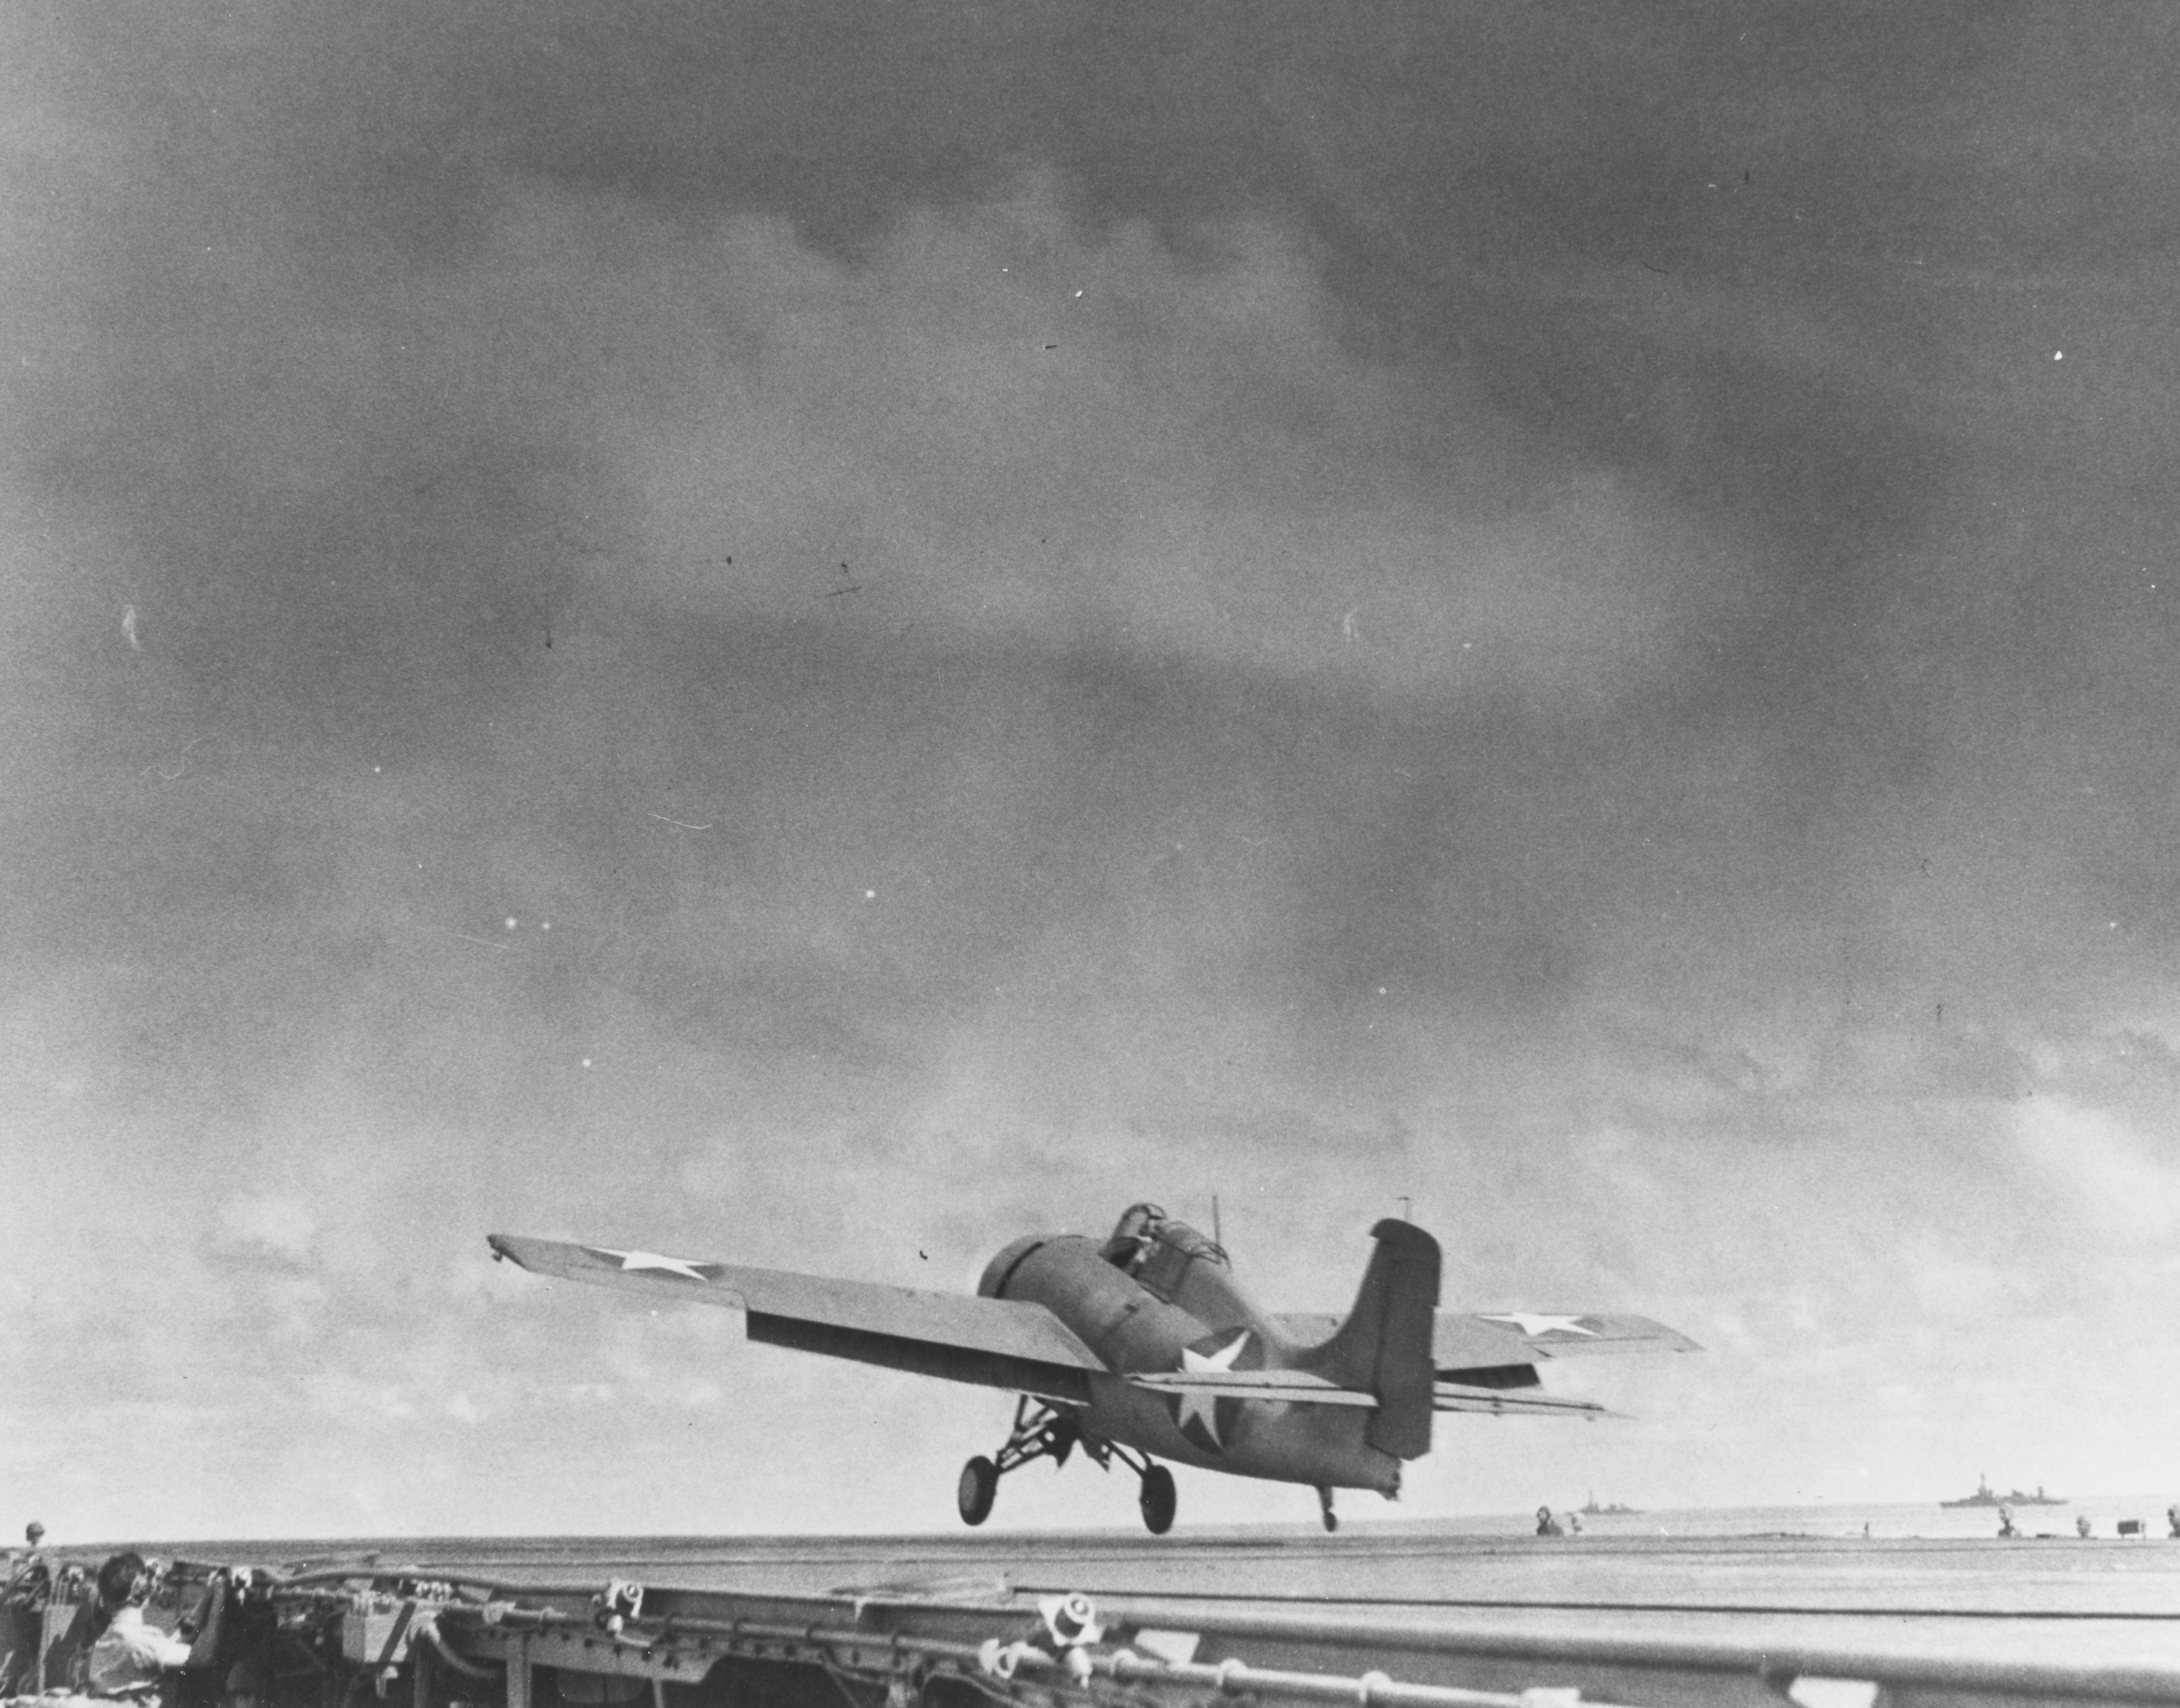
[[955, 1397, 1181, 1534], [954, 1387, 1400, 1535]]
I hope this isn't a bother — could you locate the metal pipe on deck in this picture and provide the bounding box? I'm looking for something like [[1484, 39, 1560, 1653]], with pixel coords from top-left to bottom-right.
[[1105, 1603, 2180, 1705]]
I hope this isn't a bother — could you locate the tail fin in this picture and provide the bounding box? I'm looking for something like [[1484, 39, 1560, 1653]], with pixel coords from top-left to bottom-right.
[[1296, 1219, 1441, 1459]]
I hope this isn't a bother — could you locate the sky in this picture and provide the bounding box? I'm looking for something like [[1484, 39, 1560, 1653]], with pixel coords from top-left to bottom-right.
[[7, 2, 2180, 1542]]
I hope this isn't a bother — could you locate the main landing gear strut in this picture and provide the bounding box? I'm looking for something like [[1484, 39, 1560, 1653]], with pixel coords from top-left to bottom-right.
[[958, 1397, 1178, 1535]]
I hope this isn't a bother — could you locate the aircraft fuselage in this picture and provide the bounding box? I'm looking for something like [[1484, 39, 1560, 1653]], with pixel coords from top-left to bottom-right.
[[979, 1228, 1403, 1494]]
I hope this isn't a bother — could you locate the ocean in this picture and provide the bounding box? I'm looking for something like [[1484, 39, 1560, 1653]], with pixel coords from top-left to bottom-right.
[[1426, 1494, 2178, 1542]]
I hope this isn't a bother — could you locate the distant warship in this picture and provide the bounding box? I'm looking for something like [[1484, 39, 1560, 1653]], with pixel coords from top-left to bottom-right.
[[1581, 1492, 1639, 1515], [1940, 1472, 2063, 1508]]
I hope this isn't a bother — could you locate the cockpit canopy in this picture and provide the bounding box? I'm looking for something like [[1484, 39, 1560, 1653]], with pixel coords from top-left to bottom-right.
[[1098, 1201, 1165, 1268], [1099, 1201, 1229, 1302]]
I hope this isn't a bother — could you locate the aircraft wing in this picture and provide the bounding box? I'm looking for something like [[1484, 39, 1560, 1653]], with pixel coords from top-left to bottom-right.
[[1433, 1381, 1621, 1420], [1125, 1368, 1378, 1408], [1271, 1311, 1700, 1365], [487, 1234, 1105, 1404]]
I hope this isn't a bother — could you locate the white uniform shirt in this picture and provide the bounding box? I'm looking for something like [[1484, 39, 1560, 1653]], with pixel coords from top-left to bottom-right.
[[88, 1605, 191, 1696]]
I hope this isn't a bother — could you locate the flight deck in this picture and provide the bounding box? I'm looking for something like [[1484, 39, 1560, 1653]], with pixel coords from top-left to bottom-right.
[[16, 1524, 2180, 1708]]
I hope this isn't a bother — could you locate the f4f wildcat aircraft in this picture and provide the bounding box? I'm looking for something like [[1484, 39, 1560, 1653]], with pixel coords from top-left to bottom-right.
[[488, 1204, 1696, 1533]]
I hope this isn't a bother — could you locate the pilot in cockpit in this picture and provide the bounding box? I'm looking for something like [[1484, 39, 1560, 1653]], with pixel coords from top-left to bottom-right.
[[1099, 1202, 1165, 1272]]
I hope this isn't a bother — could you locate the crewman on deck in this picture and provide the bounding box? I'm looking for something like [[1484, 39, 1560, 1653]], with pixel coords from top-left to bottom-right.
[[87, 1552, 193, 1701], [1, 1526, 54, 1695], [1997, 1503, 2016, 1538], [219, 1653, 273, 1708], [2167, 1504, 2179, 1539], [6, 1524, 48, 1591], [4, 1528, 47, 1595], [1535, 1506, 1563, 1537]]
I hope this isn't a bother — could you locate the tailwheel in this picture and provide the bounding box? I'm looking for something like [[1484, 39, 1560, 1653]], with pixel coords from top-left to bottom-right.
[[1139, 1464, 1177, 1535], [958, 1455, 998, 1526], [1317, 1486, 1338, 1533]]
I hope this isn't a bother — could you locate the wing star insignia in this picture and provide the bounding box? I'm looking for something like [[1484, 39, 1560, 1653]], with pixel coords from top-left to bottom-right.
[[1172, 1329, 1252, 1453], [1481, 1312, 1600, 1338], [583, 1246, 723, 1283]]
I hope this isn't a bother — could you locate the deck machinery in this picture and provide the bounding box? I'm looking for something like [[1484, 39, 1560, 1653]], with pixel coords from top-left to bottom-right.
[[14, 1555, 2180, 1708]]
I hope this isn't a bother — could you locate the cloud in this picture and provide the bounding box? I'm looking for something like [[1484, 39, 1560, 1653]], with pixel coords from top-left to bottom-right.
[[539, 184, 1729, 705], [307, 1372, 417, 1425], [11, 155, 1735, 739], [218, 1193, 318, 1260], [2015, 1096, 2180, 1244], [1899, 1232, 2011, 1319]]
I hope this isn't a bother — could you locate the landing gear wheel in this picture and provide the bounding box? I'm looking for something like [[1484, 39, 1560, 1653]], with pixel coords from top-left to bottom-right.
[[958, 1455, 998, 1526], [1139, 1464, 1177, 1535], [960, 1399, 1082, 1525], [1317, 1486, 1339, 1533]]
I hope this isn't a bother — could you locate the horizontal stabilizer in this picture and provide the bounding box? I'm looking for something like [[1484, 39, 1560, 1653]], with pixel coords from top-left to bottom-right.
[[1443, 1311, 1701, 1362], [1280, 1310, 1700, 1365], [487, 1233, 1103, 1404], [1433, 1382, 1623, 1420], [1126, 1369, 1378, 1408]]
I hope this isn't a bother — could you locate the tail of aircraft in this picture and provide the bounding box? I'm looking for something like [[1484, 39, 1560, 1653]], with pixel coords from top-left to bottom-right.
[[1295, 1219, 1441, 1459]]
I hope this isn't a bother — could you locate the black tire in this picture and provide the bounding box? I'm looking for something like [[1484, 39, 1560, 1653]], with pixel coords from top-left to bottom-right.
[[958, 1455, 999, 1526], [1139, 1465, 1177, 1535], [1322, 1507, 1339, 1534]]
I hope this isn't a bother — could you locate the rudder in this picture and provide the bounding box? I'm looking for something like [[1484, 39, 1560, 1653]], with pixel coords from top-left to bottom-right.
[[1296, 1219, 1441, 1459]]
